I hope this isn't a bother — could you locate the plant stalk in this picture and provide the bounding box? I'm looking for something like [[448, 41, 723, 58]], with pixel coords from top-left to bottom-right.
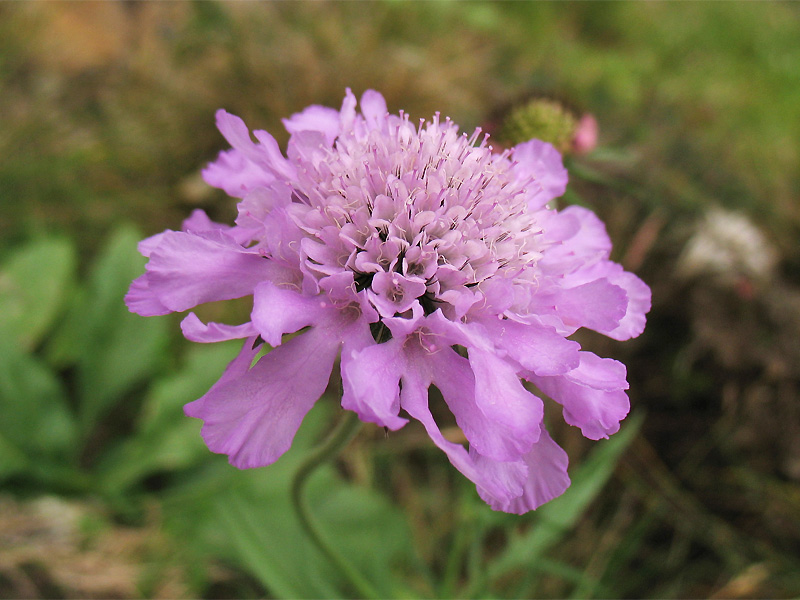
[[290, 410, 381, 599]]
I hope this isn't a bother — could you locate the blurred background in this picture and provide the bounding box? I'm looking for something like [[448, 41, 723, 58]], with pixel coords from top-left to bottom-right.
[[1, 2, 799, 598]]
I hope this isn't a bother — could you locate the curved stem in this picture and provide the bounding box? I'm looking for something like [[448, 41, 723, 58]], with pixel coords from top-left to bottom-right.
[[291, 410, 380, 599]]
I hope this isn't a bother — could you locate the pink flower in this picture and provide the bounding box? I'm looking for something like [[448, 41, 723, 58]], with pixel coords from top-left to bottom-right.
[[127, 90, 650, 513]]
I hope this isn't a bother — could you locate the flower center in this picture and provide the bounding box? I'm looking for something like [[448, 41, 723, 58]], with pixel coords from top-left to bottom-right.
[[292, 113, 544, 323]]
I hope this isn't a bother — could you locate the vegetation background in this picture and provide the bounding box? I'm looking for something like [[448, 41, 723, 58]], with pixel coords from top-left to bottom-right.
[[1, 2, 799, 598]]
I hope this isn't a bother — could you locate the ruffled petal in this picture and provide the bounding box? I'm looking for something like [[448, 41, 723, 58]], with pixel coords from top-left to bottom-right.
[[251, 281, 334, 346], [478, 317, 580, 377], [528, 352, 630, 440], [202, 148, 275, 198], [468, 348, 544, 456], [555, 278, 628, 333], [539, 206, 612, 274], [215, 110, 295, 181], [125, 274, 171, 316], [180, 312, 257, 343], [184, 327, 339, 468], [341, 337, 408, 430], [428, 346, 540, 462], [142, 230, 276, 313], [602, 269, 651, 341], [184, 335, 262, 415], [563, 261, 651, 341], [512, 140, 568, 210], [479, 427, 570, 514], [400, 362, 528, 506], [360, 89, 388, 129], [282, 104, 341, 146]]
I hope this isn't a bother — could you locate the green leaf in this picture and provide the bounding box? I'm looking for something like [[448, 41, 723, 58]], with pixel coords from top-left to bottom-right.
[[0, 237, 76, 350], [0, 430, 30, 481], [0, 338, 78, 463], [46, 225, 170, 435], [161, 404, 417, 599], [96, 341, 241, 494], [313, 484, 418, 598]]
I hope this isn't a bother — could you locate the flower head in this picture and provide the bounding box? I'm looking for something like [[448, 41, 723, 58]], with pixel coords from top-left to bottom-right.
[[127, 90, 650, 513]]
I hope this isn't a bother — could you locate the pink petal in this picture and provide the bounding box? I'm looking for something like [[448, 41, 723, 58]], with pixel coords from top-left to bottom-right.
[[282, 105, 341, 146], [555, 278, 628, 333], [184, 336, 262, 416], [215, 110, 295, 181], [478, 317, 580, 377], [341, 337, 408, 430], [359, 90, 388, 128], [604, 269, 651, 341], [202, 148, 275, 198], [479, 427, 570, 514], [400, 363, 528, 505], [180, 312, 257, 343], [138, 232, 169, 258], [184, 327, 340, 468], [181, 209, 228, 233], [468, 348, 544, 456], [125, 274, 171, 316], [540, 206, 612, 274], [339, 88, 358, 132], [144, 230, 275, 313], [563, 260, 651, 341], [251, 281, 334, 346], [528, 352, 630, 440], [429, 347, 540, 462], [512, 140, 568, 210]]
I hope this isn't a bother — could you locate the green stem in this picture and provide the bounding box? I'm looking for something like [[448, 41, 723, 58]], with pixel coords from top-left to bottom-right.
[[290, 410, 381, 600]]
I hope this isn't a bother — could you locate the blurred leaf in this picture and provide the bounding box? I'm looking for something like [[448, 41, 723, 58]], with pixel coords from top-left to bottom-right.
[[487, 413, 643, 585], [0, 338, 79, 468], [217, 492, 342, 599], [162, 403, 416, 599], [313, 484, 418, 598], [0, 237, 76, 350], [0, 430, 30, 480], [46, 225, 170, 435], [96, 341, 241, 494]]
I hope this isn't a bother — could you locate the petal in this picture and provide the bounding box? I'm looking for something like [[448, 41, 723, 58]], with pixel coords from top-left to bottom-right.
[[539, 206, 612, 274], [202, 148, 275, 198], [528, 352, 630, 440], [144, 230, 275, 313], [181, 209, 228, 234], [184, 327, 340, 468], [512, 139, 568, 209], [339, 88, 358, 133], [125, 273, 171, 316], [360, 90, 388, 128], [468, 348, 544, 456], [184, 336, 262, 416], [215, 110, 295, 181], [341, 337, 408, 430], [555, 278, 628, 333], [399, 361, 527, 505], [429, 346, 540, 462], [282, 104, 341, 146], [138, 232, 169, 258], [478, 317, 581, 377], [563, 261, 651, 341], [251, 281, 334, 346], [603, 269, 651, 341], [180, 312, 257, 343], [479, 427, 570, 514]]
